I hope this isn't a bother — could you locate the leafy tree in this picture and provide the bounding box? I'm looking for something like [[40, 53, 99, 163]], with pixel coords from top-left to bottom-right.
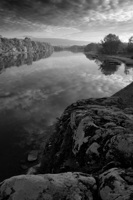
[[101, 34, 121, 55], [127, 36, 133, 53], [117, 42, 128, 54], [129, 36, 133, 43]]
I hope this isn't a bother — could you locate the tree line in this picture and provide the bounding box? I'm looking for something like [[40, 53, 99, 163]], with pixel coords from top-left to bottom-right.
[[0, 36, 54, 56], [84, 34, 133, 56]]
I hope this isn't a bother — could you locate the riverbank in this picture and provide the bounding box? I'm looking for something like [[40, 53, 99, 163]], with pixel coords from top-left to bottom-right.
[[105, 55, 133, 65], [85, 52, 133, 65]]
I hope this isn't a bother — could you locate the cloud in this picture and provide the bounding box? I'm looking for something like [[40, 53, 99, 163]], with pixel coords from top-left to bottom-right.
[[0, 0, 133, 40]]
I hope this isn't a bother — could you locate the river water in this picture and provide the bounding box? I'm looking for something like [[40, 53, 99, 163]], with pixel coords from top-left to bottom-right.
[[0, 51, 133, 181]]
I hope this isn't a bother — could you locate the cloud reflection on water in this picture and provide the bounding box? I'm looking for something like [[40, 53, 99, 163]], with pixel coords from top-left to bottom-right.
[[0, 51, 133, 181], [0, 55, 132, 113]]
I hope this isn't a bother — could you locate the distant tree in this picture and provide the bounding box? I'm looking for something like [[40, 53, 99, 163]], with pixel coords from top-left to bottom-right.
[[84, 43, 101, 53], [100, 34, 121, 55], [129, 36, 133, 43], [127, 36, 133, 54]]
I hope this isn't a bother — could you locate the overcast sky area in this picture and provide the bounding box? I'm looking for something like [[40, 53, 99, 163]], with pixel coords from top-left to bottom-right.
[[0, 0, 133, 42]]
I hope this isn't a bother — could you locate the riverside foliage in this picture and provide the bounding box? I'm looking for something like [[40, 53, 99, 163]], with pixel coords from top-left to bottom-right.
[[84, 33, 133, 56], [0, 36, 54, 56]]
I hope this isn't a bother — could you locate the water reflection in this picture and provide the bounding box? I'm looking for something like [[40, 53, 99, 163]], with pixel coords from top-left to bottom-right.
[[84, 53, 98, 60], [98, 60, 120, 75], [0, 50, 133, 182], [0, 50, 53, 74], [85, 53, 133, 75], [124, 63, 133, 75], [1, 50, 133, 77]]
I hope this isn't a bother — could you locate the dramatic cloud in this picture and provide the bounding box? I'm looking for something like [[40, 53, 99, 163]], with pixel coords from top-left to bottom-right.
[[0, 0, 133, 41]]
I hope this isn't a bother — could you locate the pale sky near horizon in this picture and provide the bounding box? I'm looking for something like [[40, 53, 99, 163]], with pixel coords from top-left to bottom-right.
[[0, 0, 133, 42]]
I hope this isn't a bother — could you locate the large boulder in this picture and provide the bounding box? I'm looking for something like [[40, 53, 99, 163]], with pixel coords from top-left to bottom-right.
[[0, 172, 96, 200], [38, 97, 133, 174]]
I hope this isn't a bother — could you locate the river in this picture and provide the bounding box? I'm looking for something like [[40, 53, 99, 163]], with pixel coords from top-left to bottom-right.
[[0, 50, 133, 181]]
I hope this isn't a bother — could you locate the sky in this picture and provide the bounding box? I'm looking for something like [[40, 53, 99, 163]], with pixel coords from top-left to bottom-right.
[[0, 0, 133, 42]]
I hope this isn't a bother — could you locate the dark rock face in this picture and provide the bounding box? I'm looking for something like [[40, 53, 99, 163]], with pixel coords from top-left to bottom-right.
[[39, 97, 133, 175], [0, 37, 54, 56], [1, 96, 133, 200]]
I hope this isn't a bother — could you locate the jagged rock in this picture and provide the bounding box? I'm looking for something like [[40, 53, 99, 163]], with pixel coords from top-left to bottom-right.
[[86, 142, 100, 156], [27, 150, 38, 162], [38, 97, 133, 175], [0, 172, 96, 200], [99, 168, 133, 200]]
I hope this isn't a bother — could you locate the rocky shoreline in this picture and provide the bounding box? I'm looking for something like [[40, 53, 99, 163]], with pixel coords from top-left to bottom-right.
[[0, 83, 133, 199]]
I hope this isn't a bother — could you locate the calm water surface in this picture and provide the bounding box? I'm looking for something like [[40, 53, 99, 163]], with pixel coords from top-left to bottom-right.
[[0, 51, 133, 181]]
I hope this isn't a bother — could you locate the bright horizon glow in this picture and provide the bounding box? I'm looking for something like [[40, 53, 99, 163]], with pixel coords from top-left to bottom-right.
[[2, 31, 130, 43]]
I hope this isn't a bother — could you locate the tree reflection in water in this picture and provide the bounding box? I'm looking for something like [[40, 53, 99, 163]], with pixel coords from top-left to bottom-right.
[[124, 63, 133, 75], [0, 50, 53, 74], [85, 53, 133, 75], [98, 60, 120, 75]]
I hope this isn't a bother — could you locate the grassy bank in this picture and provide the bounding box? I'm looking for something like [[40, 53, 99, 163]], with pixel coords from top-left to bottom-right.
[[106, 55, 133, 65], [85, 52, 133, 65]]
